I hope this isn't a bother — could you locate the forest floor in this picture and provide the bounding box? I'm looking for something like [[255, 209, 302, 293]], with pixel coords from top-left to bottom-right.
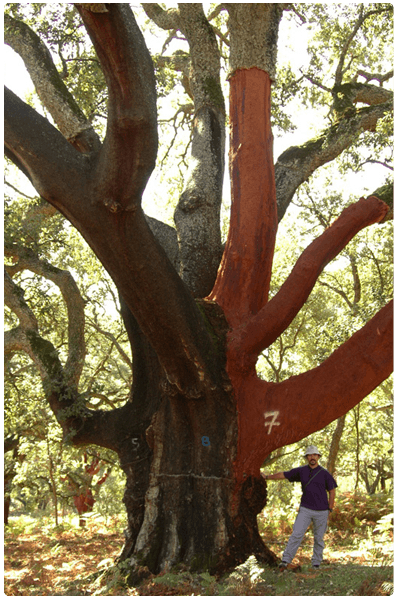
[[4, 514, 393, 596]]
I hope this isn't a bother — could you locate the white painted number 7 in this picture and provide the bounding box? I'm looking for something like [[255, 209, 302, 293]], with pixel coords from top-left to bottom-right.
[[264, 411, 280, 434]]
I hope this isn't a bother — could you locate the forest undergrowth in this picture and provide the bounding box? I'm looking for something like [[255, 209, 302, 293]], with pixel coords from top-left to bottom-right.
[[4, 492, 393, 596]]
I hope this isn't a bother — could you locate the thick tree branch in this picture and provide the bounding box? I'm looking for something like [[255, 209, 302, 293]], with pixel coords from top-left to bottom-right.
[[172, 3, 225, 297], [229, 196, 389, 365], [275, 100, 392, 222], [209, 69, 277, 326], [270, 300, 393, 448], [4, 13, 101, 154], [144, 3, 226, 296], [4, 87, 91, 215], [75, 3, 158, 210], [357, 68, 394, 86], [140, 3, 179, 31], [5, 6, 219, 398], [351, 82, 393, 107], [233, 300, 393, 475]]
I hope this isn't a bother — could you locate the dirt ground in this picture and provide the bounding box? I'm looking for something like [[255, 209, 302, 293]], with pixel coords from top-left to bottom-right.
[[4, 519, 393, 596]]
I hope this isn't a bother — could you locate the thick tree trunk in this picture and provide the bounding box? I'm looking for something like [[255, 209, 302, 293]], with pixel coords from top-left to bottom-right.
[[117, 300, 278, 578], [4, 2, 393, 582]]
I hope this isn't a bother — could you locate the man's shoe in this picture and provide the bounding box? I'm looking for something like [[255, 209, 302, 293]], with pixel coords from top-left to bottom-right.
[[312, 565, 320, 569], [279, 561, 288, 569]]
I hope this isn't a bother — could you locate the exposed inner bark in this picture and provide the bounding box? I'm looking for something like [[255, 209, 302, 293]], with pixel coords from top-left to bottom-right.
[[210, 69, 277, 326], [4, 3, 393, 581]]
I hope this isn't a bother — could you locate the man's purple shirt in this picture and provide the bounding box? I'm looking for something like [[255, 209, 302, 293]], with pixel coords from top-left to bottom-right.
[[283, 465, 337, 511]]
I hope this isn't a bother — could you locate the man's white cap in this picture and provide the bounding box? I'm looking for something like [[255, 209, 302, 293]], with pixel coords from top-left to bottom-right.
[[304, 445, 321, 457]]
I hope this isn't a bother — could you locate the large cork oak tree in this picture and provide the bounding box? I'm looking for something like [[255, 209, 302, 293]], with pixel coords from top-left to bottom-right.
[[5, 3, 393, 579]]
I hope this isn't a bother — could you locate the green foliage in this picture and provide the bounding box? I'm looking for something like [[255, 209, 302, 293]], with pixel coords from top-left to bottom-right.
[[4, 4, 393, 581], [153, 54, 178, 98], [332, 491, 393, 530], [154, 572, 185, 587]]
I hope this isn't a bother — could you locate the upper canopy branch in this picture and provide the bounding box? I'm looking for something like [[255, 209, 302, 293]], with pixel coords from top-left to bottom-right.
[[275, 99, 392, 222], [229, 195, 389, 366], [141, 3, 179, 31], [4, 13, 101, 154], [334, 5, 393, 87], [357, 68, 394, 86]]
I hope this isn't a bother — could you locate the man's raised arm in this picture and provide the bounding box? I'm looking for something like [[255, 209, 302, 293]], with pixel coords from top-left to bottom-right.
[[262, 472, 286, 481]]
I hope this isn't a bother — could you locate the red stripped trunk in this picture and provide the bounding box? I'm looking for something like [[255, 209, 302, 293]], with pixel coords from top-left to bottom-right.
[[210, 69, 277, 326]]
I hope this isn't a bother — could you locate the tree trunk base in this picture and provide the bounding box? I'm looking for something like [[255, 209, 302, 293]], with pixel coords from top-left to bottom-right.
[[122, 472, 278, 584]]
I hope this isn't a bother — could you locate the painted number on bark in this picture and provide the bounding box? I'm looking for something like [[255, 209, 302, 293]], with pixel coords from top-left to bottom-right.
[[263, 411, 280, 434], [202, 436, 210, 446], [131, 437, 140, 451]]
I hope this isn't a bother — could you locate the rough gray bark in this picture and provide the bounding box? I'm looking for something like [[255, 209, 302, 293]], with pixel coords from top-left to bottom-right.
[[5, 247, 86, 387], [275, 100, 392, 222], [4, 13, 101, 154], [225, 3, 284, 77], [4, 2, 393, 580], [143, 3, 226, 297]]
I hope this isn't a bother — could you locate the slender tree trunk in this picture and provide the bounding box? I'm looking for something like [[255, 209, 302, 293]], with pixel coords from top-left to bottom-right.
[[327, 415, 346, 475]]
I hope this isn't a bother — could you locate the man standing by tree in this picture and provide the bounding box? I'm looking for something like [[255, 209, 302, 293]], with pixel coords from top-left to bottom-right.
[[263, 445, 337, 569]]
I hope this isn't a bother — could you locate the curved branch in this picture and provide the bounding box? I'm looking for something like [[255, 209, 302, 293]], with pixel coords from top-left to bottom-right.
[[230, 196, 389, 365], [4, 270, 38, 331], [4, 13, 100, 154], [4, 270, 117, 450], [4, 271, 78, 413], [234, 300, 393, 475], [4, 87, 90, 213], [76, 3, 158, 210], [141, 3, 179, 30], [5, 247, 86, 387], [275, 100, 393, 222]]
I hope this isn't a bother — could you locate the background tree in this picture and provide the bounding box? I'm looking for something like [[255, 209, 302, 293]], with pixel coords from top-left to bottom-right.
[[4, 2, 393, 579]]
